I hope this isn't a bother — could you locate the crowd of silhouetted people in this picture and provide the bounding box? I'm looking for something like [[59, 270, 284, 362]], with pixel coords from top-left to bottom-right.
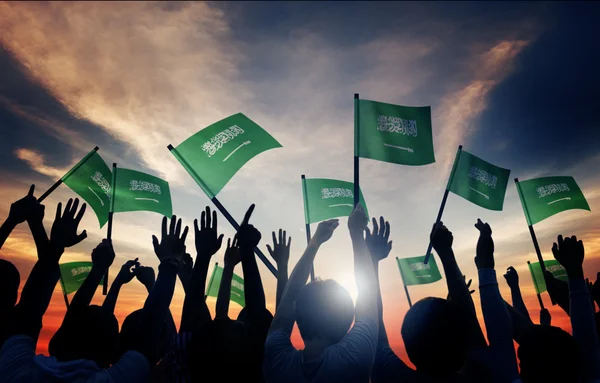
[[0, 185, 599, 382]]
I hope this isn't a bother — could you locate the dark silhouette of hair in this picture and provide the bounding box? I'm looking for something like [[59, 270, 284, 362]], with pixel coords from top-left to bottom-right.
[[189, 318, 263, 382], [518, 325, 582, 383], [0, 259, 19, 310], [119, 309, 172, 360], [49, 305, 119, 368], [295, 279, 354, 343], [402, 297, 470, 376]]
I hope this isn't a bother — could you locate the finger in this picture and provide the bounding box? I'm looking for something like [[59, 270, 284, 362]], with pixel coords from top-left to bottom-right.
[[287, 236, 291, 248], [233, 234, 238, 248], [74, 203, 87, 224], [365, 227, 371, 238], [161, 216, 167, 239], [152, 235, 159, 253], [175, 218, 182, 237], [384, 221, 390, 241], [28, 184, 35, 197], [55, 202, 62, 221], [194, 219, 199, 234], [65, 198, 73, 216], [181, 226, 189, 242], [272, 231, 277, 246], [242, 204, 255, 226], [372, 217, 379, 235], [283, 230, 287, 247], [205, 206, 211, 229], [201, 210, 206, 230], [74, 230, 87, 245], [217, 234, 224, 249], [557, 235, 564, 246], [379, 216, 385, 236], [71, 198, 80, 218], [212, 209, 217, 230], [169, 215, 177, 235], [279, 228, 283, 244], [228, 238, 231, 249], [266, 244, 273, 256], [388, 240, 393, 252]]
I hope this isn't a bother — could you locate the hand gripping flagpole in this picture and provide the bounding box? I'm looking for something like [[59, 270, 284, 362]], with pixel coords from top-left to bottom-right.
[[168, 145, 277, 278], [424, 145, 462, 264], [38, 146, 100, 203], [301, 175, 316, 282]]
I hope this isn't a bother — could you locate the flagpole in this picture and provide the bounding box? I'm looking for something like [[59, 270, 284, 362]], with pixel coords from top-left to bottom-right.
[[205, 262, 219, 301], [103, 163, 117, 295], [167, 144, 277, 278], [396, 257, 413, 307], [59, 272, 70, 308], [38, 146, 100, 203], [424, 145, 462, 264], [527, 261, 545, 310], [354, 93, 360, 208], [301, 175, 316, 281]]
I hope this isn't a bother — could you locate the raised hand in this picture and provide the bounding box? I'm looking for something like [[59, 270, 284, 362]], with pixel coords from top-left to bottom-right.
[[135, 265, 156, 290], [430, 221, 453, 253], [267, 229, 291, 266], [504, 266, 519, 289], [115, 258, 140, 284], [237, 204, 261, 250], [552, 235, 585, 279], [348, 204, 368, 234], [152, 215, 189, 266], [50, 198, 87, 249], [366, 216, 392, 262], [465, 276, 475, 295], [311, 219, 339, 246], [8, 184, 39, 224], [91, 239, 116, 272], [474, 218, 494, 270], [540, 308, 551, 326], [194, 207, 223, 260], [225, 237, 241, 268]]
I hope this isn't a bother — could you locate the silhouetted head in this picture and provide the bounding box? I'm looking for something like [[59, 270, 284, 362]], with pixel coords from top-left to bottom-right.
[[518, 325, 582, 383], [0, 259, 19, 311], [189, 319, 263, 382], [402, 297, 469, 376], [49, 305, 119, 368], [119, 309, 173, 360], [295, 279, 354, 344]]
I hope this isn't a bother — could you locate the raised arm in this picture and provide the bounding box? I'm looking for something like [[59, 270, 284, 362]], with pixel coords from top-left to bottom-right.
[[474, 219, 519, 382], [269, 219, 338, 335], [15, 199, 87, 342], [552, 235, 600, 380], [134, 215, 187, 365], [215, 237, 241, 319], [267, 229, 291, 310], [1, 185, 41, 249], [432, 222, 487, 349], [503, 266, 532, 324], [102, 258, 139, 314], [236, 205, 266, 313], [135, 265, 177, 343], [180, 207, 222, 332], [545, 270, 571, 315]]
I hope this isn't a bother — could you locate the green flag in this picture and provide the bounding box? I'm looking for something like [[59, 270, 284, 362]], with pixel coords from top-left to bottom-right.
[[302, 178, 368, 224], [528, 260, 568, 294], [206, 265, 245, 307], [59, 261, 102, 295], [448, 150, 510, 211], [516, 176, 590, 226], [397, 255, 442, 286], [356, 99, 435, 166], [61, 150, 112, 228], [170, 113, 282, 198], [112, 168, 172, 217]]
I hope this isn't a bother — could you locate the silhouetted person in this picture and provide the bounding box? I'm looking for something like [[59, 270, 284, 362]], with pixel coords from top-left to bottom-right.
[[0, 259, 19, 349]]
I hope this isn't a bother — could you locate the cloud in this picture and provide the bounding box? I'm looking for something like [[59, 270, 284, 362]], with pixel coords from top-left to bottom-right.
[[14, 148, 68, 178]]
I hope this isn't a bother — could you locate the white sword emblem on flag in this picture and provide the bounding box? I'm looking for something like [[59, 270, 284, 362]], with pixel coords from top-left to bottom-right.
[[328, 204, 354, 208], [547, 197, 571, 205], [469, 187, 489, 199], [384, 143, 414, 153], [135, 197, 159, 203], [224, 141, 251, 162], [88, 187, 104, 206]]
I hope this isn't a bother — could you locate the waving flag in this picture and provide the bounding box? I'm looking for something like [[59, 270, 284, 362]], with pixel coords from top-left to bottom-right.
[[59, 262, 102, 295], [397, 255, 442, 286], [448, 150, 510, 211], [170, 113, 282, 197], [302, 178, 368, 224], [357, 99, 435, 166], [61, 150, 112, 227], [528, 260, 568, 294], [206, 264, 245, 307], [112, 168, 172, 217], [516, 176, 590, 225]]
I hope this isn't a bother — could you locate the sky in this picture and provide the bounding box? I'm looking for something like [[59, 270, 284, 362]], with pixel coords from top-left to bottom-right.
[[1, 1, 600, 360]]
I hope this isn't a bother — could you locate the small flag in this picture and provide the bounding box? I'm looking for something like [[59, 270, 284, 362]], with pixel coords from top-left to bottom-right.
[[528, 260, 568, 294], [397, 255, 442, 286], [448, 150, 510, 211], [516, 176, 590, 226], [59, 262, 102, 295], [112, 168, 172, 217], [206, 265, 245, 307], [171, 113, 282, 197], [61, 150, 112, 227], [302, 178, 368, 224], [357, 99, 435, 166]]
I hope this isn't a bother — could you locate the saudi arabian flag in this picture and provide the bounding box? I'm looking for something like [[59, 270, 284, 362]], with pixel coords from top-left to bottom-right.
[[206, 265, 245, 307], [61, 150, 112, 228], [170, 113, 282, 198], [516, 176, 590, 226], [59, 261, 102, 295], [397, 255, 442, 286], [528, 260, 568, 294], [112, 168, 172, 217], [448, 150, 510, 211], [357, 99, 435, 166], [302, 178, 368, 224]]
